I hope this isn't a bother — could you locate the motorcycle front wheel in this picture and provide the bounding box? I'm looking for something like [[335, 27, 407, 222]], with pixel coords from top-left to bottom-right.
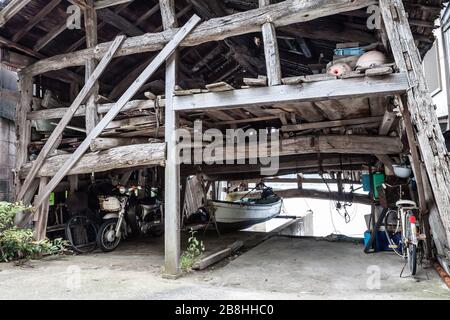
[[97, 219, 122, 252]]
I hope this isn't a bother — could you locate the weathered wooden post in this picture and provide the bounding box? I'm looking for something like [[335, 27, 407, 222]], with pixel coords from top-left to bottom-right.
[[84, 0, 99, 135], [161, 0, 181, 277], [259, 0, 282, 86]]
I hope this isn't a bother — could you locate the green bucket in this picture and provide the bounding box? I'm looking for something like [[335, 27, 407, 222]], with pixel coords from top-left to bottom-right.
[[373, 173, 385, 199]]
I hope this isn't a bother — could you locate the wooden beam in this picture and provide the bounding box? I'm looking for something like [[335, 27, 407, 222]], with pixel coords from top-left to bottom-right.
[[24, 0, 377, 76], [281, 116, 383, 132], [0, 0, 32, 27], [172, 73, 409, 112], [94, 0, 134, 9], [20, 143, 165, 178], [231, 188, 372, 205], [17, 36, 126, 202], [276, 188, 372, 205], [33, 15, 201, 209], [378, 110, 396, 135], [160, 0, 181, 277], [260, 0, 282, 86], [264, 177, 360, 184], [12, 0, 61, 42], [33, 21, 68, 52], [380, 0, 450, 250], [375, 154, 394, 175], [27, 99, 157, 120]]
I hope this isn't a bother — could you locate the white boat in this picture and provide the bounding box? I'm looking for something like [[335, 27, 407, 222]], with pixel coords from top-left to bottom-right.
[[212, 194, 282, 231]]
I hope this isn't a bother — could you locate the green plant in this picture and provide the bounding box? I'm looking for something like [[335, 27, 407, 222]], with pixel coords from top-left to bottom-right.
[[0, 202, 30, 231], [180, 229, 205, 271], [0, 202, 68, 262]]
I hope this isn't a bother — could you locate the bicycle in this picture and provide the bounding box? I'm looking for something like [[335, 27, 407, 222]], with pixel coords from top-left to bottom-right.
[[384, 199, 424, 276]]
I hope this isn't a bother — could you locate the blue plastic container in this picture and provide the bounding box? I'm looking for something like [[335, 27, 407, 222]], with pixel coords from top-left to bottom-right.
[[364, 230, 371, 247], [362, 174, 371, 192], [334, 47, 365, 56]]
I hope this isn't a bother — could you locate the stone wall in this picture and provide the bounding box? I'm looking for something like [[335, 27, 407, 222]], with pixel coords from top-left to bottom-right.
[[0, 117, 15, 201]]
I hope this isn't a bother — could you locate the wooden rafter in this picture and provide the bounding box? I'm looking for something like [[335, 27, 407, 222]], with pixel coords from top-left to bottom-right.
[[12, 0, 62, 42], [0, 0, 32, 27], [94, 0, 134, 10], [24, 0, 377, 76]]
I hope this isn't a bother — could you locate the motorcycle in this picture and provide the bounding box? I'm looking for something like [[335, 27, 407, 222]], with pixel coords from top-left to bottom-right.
[[96, 185, 163, 252]]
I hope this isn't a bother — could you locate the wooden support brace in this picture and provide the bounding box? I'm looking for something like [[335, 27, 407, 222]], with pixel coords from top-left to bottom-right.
[[32, 15, 201, 210], [17, 35, 126, 203]]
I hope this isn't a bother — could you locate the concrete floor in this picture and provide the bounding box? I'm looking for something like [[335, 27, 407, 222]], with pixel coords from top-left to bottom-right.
[[0, 233, 449, 300]]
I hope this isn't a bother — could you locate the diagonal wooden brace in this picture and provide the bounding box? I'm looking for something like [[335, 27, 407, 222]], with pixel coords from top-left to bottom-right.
[[16, 35, 126, 204], [33, 14, 201, 209]]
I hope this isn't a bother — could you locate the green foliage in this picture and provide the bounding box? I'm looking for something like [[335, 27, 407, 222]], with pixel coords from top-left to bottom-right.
[[0, 202, 68, 262], [180, 229, 205, 271], [0, 202, 29, 231]]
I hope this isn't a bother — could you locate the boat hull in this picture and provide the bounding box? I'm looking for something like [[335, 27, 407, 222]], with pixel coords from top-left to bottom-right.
[[212, 198, 282, 231]]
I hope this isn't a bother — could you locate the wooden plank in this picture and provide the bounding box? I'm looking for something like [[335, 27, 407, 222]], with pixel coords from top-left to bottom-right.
[[161, 0, 181, 277], [20, 143, 165, 178], [260, 0, 281, 86], [172, 73, 409, 112], [17, 36, 126, 202], [12, 0, 61, 42], [281, 116, 383, 132], [243, 76, 267, 87], [205, 82, 235, 92], [0, 0, 32, 27], [193, 241, 243, 270], [33, 15, 201, 209], [24, 0, 377, 76], [365, 66, 393, 76], [380, 0, 450, 251]]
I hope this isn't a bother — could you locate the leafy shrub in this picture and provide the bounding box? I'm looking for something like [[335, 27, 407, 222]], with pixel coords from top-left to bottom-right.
[[180, 229, 205, 271], [0, 202, 68, 262]]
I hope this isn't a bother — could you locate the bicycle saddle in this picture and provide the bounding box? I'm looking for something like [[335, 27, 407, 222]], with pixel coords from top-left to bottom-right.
[[395, 199, 417, 208]]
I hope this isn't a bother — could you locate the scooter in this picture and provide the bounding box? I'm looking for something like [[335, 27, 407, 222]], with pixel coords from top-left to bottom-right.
[[96, 185, 163, 252]]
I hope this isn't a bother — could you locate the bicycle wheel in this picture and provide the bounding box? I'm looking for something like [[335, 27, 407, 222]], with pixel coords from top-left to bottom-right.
[[65, 215, 98, 254], [407, 243, 417, 275]]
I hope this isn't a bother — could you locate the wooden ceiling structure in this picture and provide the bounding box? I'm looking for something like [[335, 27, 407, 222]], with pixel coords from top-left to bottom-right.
[[2, 0, 450, 276]]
